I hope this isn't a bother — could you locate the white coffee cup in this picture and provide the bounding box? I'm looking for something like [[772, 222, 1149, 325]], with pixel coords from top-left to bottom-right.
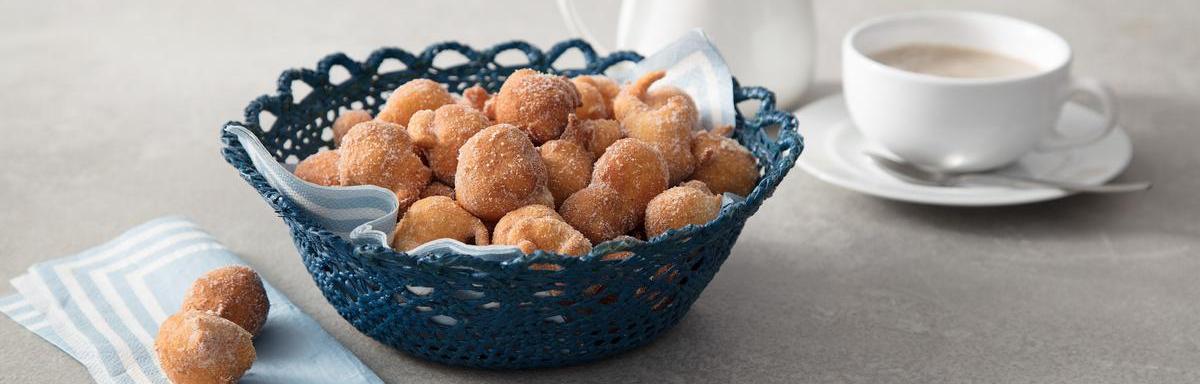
[[843, 11, 1117, 172]]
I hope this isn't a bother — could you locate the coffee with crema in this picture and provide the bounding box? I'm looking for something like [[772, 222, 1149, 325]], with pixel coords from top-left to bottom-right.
[[869, 43, 1039, 79]]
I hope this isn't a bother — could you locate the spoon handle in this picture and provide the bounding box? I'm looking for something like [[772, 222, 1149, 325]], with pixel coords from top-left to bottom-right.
[[960, 174, 1152, 193]]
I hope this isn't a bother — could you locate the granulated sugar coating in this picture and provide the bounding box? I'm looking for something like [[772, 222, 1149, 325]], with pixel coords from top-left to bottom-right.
[[539, 139, 593, 206], [420, 181, 455, 199], [644, 181, 722, 238], [181, 266, 270, 336], [690, 126, 759, 197], [559, 184, 639, 244], [561, 115, 622, 159], [494, 205, 562, 242], [573, 75, 620, 117], [376, 79, 455, 126], [458, 84, 491, 112], [284, 69, 737, 253], [293, 149, 341, 186], [337, 120, 432, 210], [571, 76, 613, 120], [392, 196, 490, 251], [455, 124, 550, 221], [592, 138, 670, 217], [613, 71, 698, 185], [494, 69, 582, 144], [407, 104, 491, 185], [331, 109, 373, 146], [507, 217, 592, 256], [494, 204, 591, 256], [155, 310, 256, 384]]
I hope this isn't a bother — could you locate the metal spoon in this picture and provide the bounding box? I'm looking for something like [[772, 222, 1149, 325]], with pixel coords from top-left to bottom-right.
[[865, 152, 1152, 193]]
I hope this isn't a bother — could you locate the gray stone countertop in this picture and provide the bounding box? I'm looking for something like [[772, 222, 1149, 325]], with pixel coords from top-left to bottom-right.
[[2, 0, 1198, 382]]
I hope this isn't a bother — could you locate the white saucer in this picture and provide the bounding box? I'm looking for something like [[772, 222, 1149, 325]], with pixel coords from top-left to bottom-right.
[[795, 93, 1133, 206]]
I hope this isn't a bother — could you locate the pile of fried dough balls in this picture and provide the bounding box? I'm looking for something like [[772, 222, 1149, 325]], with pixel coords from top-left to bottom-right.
[[293, 69, 759, 256], [154, 266, 270, 384]]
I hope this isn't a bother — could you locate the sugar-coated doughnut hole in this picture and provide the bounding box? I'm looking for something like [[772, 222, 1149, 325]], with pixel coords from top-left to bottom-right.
[[613, 71, 698, 185], [406, 104, 491, 185], [539, 139, 593, 206], [592, 138, 670, 220], [573, 75, 619, 117], [458, 84, 492, 113], [337, 120, 432, 210], [644, 181, 723, 238], [331, 109, 372, 147], [375, 78, 455, 126], [155, 310, 255, 384], [454, 124, 550, 221], [561, 115, 623, 159], [494, 205, 591, 256], [181, 265, 270, 336], [559, 184, 639, 244], [690, 127, 759, 196], [420, 181, 455, 199], [571, 76, 612, 120], [293, 150, 341, 187], [494, 205, 561, 242], [392, 196, 489, 251], [493, 69, 581, 144]]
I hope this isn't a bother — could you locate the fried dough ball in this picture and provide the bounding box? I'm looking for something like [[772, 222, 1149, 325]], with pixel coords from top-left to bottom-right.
[[392, 196, 489, 251], [331, 110, 372, 147], [458, 85, 491, 112], [561, 115, 623, 159], [181, 266, 270, 336], [156, 310, 255, 384], [592, 138, 669, 217], [406, 104, 491, 184], [539, 139, 593, 206], [644, 181, 723, 238], [613, 71, 698, 184], [455, 124, 550, 221], [691, 126, 759, 196], [571, 76, 617, 120], [420, 181, 455, 199], [493, 69, 581, 144], [678, 180, 713, 193], [482, 97, 497, 121], [559, 184, 638, 244], [612, 71, 694, 121], [376, 79, 455, 126], [494, 204, 560, 241], [338, 121, 432, 210], [507, 218, 591, 256], [293, 150, 340, 187], [573, 75, 619, 116], [494, 205, 591, 256], [642, 85, 693, 112]]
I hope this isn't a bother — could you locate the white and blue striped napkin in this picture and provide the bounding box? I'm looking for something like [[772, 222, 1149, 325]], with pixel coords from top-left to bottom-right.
[[0, 216, 383, 384]]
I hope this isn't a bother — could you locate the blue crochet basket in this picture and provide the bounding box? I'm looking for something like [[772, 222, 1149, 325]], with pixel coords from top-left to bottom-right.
[[219, 40, 802, 369]]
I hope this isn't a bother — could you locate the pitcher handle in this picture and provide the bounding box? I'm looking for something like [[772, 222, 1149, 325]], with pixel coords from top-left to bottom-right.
[[555, 0, 613, 54]]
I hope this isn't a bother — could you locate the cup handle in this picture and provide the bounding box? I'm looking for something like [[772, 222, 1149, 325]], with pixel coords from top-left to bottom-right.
[[1036, 76, 1118, 151], [555, 0, 612, 54]]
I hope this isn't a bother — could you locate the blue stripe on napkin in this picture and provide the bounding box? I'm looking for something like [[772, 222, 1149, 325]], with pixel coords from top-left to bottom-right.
[[1, 216, 383, 384]]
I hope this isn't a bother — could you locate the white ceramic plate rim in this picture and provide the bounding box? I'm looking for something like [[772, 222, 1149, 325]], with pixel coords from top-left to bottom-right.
[[795, 93, 1133, 206]]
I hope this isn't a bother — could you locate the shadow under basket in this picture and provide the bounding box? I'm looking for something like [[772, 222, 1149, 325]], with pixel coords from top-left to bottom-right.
[[219, 39, 803, 369]]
